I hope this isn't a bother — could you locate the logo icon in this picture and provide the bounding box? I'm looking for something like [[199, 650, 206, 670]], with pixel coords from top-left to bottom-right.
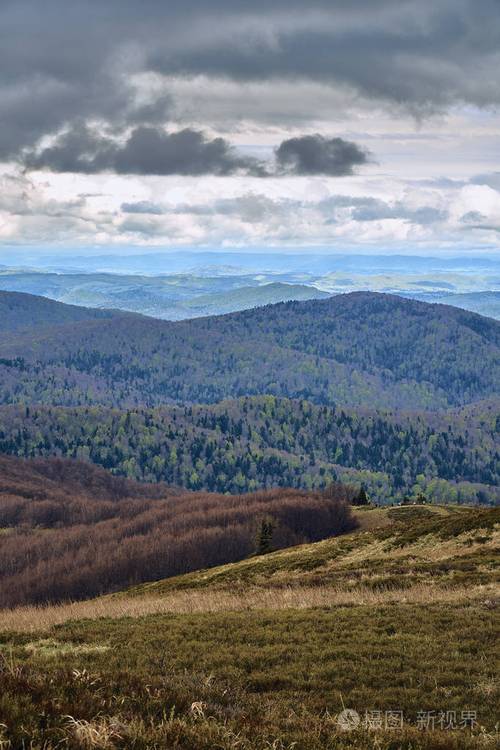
[[337, 709, 361, 731]]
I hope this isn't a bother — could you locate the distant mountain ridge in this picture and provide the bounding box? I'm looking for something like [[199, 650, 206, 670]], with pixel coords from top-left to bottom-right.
[[0, 270, 328, 320], [0, 290, 498, 410], [1, 265, 498, 321], [408, 291, 500, 320], [180, 282, 329, 317]]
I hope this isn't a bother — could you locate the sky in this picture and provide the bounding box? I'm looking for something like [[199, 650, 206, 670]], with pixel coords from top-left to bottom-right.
[[1, 0, 500, 258]]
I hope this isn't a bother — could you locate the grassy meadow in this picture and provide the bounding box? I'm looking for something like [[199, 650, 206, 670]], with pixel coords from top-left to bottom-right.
[[0, 505, 498, 749]]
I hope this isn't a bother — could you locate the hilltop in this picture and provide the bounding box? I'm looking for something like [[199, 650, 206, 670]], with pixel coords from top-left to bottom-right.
[[0, 290, 499, 410]]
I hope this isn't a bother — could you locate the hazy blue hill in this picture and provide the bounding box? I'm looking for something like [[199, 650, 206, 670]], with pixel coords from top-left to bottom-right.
[[0, 269, 328, 319], [0, 290, 126, 332], [181, 282, 329, 316], [0, 269, 247, 304], [102, 280, 329, 319], [1, 266, 498, 321], [410, 291, 500, 320], [11, 250, 499, 275], [0, 291, 498, 411]]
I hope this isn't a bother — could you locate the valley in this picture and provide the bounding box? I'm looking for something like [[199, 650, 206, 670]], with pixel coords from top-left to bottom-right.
[[0, 288, 498, 749]]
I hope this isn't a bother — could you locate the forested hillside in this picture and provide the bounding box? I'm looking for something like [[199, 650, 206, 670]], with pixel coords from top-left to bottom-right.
[[1, 397, 497, 503], [0, 291, 499, 410], [0, 290, 125, 331], [0, 454, 356, 606]]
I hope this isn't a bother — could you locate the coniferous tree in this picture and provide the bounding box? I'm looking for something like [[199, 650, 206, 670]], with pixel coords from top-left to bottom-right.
[[256, 518, 275, 555], [354, 486, 369, 506]]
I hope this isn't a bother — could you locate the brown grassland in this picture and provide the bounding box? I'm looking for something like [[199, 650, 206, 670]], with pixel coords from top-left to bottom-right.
[[0, 503, 498, 749]]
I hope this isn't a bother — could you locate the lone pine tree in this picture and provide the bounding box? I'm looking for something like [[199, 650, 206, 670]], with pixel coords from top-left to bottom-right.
[[256, 517, 275, 555]]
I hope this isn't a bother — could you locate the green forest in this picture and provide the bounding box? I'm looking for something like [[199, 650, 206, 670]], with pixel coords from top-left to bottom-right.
[[1, 396, 497, 503]]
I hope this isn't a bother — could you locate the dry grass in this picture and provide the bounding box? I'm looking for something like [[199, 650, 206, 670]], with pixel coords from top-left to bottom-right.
[[337, 527, 498, 566], [64, 715, 127, 749], [1, 581, 497, 634], [352, 506, 395, 530], [122, 508, 499, 597]]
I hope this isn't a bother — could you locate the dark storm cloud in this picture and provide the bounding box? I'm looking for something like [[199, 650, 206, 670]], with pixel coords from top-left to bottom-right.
[[24, 126, 267, 176], [150, 1, 500, 112], [24, 125, 369, 177], [276, 135, 368, 176], [1, 0, 499, 163], [112, 128, 265, 176]]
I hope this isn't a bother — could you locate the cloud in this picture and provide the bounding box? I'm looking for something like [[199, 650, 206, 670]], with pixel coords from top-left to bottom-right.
[[174, 194, 292, 223], [0, 1, 499, 163], [0, 174, 498, 250], [460, 210, 487, 224], [0, 172, 109, 244], [121, 201, 165, 215], [146, 2, 500, 111], [144, 192, 448, 230], [276, 135, 369, 176], [23, 126, 369, 177], [24, 125, 267, 176], [470, 172, 500, 191], [113, 128, 265, 176], [349, 198, 447, 224], [1, 2, 499, 253]]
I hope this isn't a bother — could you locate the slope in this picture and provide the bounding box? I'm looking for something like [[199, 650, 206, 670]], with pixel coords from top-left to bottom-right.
[[0, 396, 497, 502], [0, 290, 128, 331], [124, 503, 499, 600], [0, 505, 498, 750], [0, 291, 499, 410], [0, 454, 356, 607]]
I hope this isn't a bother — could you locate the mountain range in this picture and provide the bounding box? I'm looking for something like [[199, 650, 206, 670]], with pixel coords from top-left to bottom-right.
[[1, 290, 498, 411], [0, 289, 498, 504], [0, 257, 498, 320], [0, 269, 329, 320]]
